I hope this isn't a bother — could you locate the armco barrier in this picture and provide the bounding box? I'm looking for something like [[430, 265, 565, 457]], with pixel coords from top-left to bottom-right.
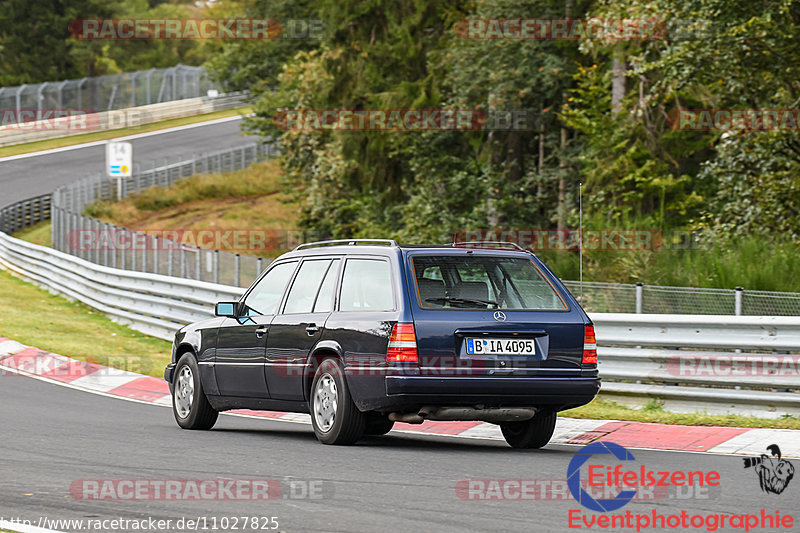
[[0, 230, 797, 417], [0, 231, 242, 341], [0, 93, 246, 146]]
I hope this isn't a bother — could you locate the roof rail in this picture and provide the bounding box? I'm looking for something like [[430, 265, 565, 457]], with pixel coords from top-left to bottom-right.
[[294, 239, 399, 251], [450, 241, 528, 251]]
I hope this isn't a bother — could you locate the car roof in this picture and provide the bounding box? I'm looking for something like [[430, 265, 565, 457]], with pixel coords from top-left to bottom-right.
[[276, 240, 535, 261]]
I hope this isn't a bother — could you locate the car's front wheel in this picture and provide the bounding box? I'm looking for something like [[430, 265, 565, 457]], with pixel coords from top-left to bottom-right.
[[172, 353, 218, 430], [500, 410, 557, 449], [309, 358, 365, 445]]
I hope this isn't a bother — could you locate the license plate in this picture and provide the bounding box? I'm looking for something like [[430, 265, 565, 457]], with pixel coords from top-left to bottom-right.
[[465, 338, 535, 356]]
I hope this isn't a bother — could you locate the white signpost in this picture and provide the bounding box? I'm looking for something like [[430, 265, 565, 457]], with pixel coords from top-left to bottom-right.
[[106, 140, 132, 199]]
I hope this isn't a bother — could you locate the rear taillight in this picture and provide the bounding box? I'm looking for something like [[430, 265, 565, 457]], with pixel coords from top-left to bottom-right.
[[387, 323, 418, 363], [582, 325, 597, 365]]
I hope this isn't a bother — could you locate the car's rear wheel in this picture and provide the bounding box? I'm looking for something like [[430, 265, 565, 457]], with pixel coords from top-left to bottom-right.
[[172, 353, 218, 430], [500, 410, 556, 449], [309, 358, 365, 445], [364, 413, 394, 436]]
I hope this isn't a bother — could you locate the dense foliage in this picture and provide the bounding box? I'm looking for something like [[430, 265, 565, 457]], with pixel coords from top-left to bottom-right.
[[205, 0, 800, 250], [0, 0, 217, 84]]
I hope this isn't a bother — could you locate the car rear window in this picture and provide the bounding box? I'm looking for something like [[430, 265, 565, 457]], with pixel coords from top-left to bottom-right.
[[410, 255, 567, 311]]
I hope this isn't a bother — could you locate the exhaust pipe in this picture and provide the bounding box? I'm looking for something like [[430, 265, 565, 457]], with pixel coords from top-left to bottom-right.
[[389, 412, 425, 424]]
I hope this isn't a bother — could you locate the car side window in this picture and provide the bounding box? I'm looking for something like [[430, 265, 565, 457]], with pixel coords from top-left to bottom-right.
[[283, 259, 333, 314], [313, 259, 340, 313], [339, 258, 394, 311], [242, 261, 298, 316]]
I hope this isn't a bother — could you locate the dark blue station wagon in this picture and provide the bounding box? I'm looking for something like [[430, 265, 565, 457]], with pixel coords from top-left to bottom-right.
[[165, 240, 600, 446]]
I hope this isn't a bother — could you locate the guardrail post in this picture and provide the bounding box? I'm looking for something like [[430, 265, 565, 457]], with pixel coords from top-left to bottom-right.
[[635, 282, 643, 314], [735, 287, 743, 316]]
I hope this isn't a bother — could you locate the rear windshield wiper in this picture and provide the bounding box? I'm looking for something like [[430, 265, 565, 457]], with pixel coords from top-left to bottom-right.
[[425, 297, 499, 308]]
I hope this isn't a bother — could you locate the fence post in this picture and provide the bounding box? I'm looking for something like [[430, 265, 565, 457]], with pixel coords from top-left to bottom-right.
[[195, 247, 201, 281], [735, 287, 743, 316], [635, 282, 643, 314], [120, 229, 126, 270], [131, 231, 137, 271], [214, 250, 220, 285], [153, 236, 159, 275], [180, 247, 186, 278], [235, 253, 241, 287], [257, 257, 263, 276]]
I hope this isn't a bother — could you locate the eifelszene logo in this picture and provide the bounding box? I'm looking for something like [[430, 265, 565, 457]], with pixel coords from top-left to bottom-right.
[[743, 445, 795, 495]]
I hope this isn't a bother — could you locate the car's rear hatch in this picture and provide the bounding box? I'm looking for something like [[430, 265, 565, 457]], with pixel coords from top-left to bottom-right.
[[405, 250, 588, 378]]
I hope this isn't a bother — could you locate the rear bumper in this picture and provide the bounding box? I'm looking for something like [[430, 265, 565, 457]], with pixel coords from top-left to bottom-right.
[[355, 375, 600, 412]]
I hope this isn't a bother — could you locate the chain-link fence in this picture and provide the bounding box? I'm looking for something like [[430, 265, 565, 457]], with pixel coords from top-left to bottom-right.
[[562, 280, 800, 315], [51, 143, 282, 288], [0, 65, 213, 123]]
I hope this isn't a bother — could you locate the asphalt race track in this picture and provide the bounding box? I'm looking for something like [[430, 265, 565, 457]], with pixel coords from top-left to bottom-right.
[[0, 374, 794, 533], [0, 117, 254, 206], [1, 117, 797, 533]]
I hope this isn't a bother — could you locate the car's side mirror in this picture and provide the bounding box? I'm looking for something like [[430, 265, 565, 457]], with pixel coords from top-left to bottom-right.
[[215, 302, 238, 317]]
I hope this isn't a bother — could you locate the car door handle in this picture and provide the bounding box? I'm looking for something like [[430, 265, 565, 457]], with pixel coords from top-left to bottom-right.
[[305, 324, 320, 336], [255, 326, 268, 338]]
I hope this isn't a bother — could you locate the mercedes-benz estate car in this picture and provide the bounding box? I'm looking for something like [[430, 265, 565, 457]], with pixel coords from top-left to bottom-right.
[[165, 239, 600, 446]]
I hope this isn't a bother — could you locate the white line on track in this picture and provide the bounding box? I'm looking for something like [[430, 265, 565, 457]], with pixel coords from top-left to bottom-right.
[[0, 115, 245, 163], [0, 519, 66, 533]]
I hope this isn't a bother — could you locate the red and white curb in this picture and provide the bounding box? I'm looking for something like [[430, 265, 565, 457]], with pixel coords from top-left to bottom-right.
[[2, 337, 798, 457]]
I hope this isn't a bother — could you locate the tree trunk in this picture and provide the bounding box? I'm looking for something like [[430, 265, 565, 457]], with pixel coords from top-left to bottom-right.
[[557, 128, 568, 231], [611, 52, 627, 115]]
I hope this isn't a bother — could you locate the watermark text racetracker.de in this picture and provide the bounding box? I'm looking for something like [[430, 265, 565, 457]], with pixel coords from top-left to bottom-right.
[[453, 229, 710, 251], [69, 18, 323, 40], [66, 228, 313, 253], [273, 108, 534, 131], [69, 478, 330, 501], [453, 18, 666, 41]]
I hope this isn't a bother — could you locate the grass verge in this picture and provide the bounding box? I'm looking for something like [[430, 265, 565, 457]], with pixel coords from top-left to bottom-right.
[[84, 159, 300, 258], [0, 269, 171, 378], [563, 397, 800, 429], [0, 107, 251, 158], [12, 221, 51, 248]]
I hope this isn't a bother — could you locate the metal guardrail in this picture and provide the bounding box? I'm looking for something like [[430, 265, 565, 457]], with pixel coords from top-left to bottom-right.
[[593, 314, 800, 417], [0, 231, 242, 341], [0, 229, 797, 417], [0, 92, 247, 147], [0, 194, 51, 234]]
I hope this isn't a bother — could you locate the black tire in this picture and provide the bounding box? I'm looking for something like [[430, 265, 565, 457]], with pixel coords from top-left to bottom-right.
[[172, 353, 218, 430], [309, 358, 365, 445], [500, 410, 557, 449], [364, 413, 395, 436]]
